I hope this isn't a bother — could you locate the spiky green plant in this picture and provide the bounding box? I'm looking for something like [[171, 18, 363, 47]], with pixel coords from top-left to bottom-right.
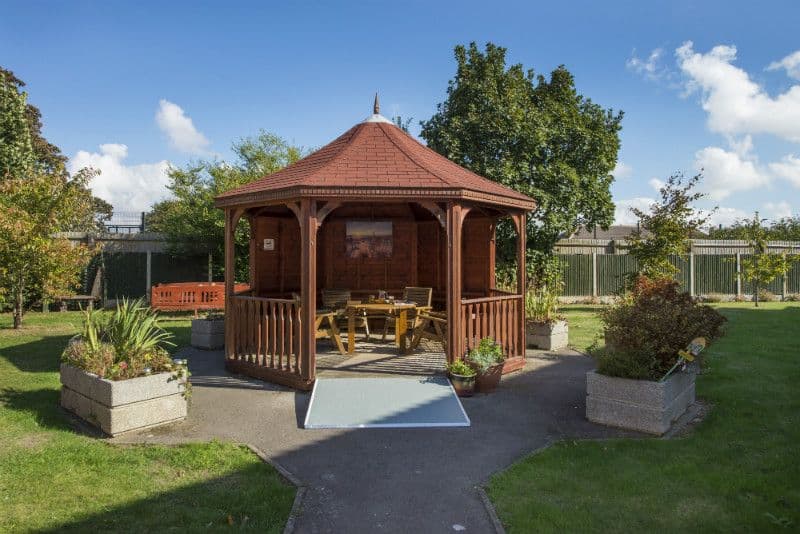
[[525, 285, 560, 322], [104, 298, 174, 358]]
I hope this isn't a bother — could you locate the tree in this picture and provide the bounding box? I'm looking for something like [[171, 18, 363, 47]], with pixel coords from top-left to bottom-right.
[[0, 169, 97, 328], [420, 42, 623, 284], [147, 131, 306, 280], [628, 173, 712, 280], [0, 69, 35, 180], [737, 212, 799, 307], [709, 215, 800, 241]]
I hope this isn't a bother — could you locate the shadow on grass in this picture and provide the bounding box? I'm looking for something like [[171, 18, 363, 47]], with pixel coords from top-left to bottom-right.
[[1, 334, 73, 373], [37, 459, 293, 533]]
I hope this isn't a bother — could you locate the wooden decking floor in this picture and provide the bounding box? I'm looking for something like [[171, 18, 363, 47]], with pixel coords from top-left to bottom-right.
[[316, 336, 446, 378]]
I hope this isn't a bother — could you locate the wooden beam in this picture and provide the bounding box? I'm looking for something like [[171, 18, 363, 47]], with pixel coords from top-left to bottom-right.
[[316, 201, 342, 228], [417, 201, 446, 228], [515, 212, 527, 357], [224, 208, 236, 360], [286, 201, 302, 223], [300, 199, 318, 382], [446, 202, 464, 363]]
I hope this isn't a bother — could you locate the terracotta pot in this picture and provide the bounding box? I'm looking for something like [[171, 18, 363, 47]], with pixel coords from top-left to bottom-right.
[[476, 364, 503, 393], [449, 373, 476, 397]]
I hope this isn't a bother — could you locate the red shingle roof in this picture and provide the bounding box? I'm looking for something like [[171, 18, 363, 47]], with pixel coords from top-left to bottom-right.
[[215, 115, 536, 210]]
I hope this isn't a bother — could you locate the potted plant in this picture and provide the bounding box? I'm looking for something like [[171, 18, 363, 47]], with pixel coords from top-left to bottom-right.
[[447, 360, 477, 397], [525, 283, 568, 351], [586, 276, 725, 434], [60, 299, 189, 436], [466, 337, 505, 393], [191, 311, 225, 350]]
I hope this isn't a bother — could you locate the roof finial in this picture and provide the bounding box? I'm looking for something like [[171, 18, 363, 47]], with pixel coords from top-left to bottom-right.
[[373, 93, 380, 115]]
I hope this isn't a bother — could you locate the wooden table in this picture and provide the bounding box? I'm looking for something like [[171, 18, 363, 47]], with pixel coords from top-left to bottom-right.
[[346, 302, 417, 354]]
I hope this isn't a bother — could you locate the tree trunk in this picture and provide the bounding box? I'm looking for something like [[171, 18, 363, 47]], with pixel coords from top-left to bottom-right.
[[754, 279, 760, 308], [13, 287, 23, 329]]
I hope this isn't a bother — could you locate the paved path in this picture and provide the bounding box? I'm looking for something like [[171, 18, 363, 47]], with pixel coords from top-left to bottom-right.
[[115, 347, 638, 533]]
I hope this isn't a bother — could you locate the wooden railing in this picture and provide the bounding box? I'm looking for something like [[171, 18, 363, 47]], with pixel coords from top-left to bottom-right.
[[151, 282, 249, 312], [226, 295, 309, 388], [460, 293, 523, 358]]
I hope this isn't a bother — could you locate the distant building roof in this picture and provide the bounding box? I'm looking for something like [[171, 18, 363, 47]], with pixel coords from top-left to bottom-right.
[[570, 225, 647, 239]]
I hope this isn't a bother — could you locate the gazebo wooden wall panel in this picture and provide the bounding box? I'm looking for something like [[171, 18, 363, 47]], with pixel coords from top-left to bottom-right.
[[462, 217, 494, 295], [416, 221, 447, 299], [253, 216, 300, 296]]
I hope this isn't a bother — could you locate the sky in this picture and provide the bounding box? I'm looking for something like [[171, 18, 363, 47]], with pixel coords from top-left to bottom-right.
[[2, 0, 799, 226]]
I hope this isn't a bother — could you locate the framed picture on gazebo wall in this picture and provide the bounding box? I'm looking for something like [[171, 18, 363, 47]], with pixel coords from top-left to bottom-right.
[[345, 221, 392, 259]]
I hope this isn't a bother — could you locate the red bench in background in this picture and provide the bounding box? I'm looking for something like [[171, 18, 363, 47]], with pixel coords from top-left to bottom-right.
[[150, 282, 249, 313]]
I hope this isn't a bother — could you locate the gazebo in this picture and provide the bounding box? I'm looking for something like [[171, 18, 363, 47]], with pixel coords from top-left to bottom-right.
[[214, 98, 536, 390]]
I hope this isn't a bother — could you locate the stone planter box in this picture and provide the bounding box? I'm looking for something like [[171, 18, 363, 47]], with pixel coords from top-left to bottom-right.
[[586, 369, 696, 435], [60, 364, 187, 436], [191, 318, 225, 350], [526, 320, 568, 350]]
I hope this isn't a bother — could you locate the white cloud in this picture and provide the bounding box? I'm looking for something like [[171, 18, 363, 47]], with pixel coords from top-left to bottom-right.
[[612, 161, 633, 179], [767, 50, 800, 81], [155, 99, 210, 154], [626, 48, 665, 81], [704, 206, 748, 228], [648, 178, 664, 192], [68, 144, 170, 211], [763, 201, 793, 220], [614, 197, 654, 225], [769, 154, 800, 187], [676, 41, 800, 143], [693, 145, 770, 200]]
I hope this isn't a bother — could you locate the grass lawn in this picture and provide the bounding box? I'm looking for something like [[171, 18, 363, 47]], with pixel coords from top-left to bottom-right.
[[0, 311, 294, 533], [489, 302, 800, 532]]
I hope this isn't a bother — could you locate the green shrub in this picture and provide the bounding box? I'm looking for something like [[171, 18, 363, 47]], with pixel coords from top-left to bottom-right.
[[699, 293, 725, 303], [466, 337, 504, 374], [784, 293, 800, 302], [448, 359, 476, 377], [756, 288, 777, 302], [598, 276, 726, 380], [62, 299, 176, 380]]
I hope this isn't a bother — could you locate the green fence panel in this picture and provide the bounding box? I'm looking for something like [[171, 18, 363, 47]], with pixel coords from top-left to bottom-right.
[[598, 255, 639, 296], [151, 253, 208, 285], [557, 254, 592, 296], [694, 254, 737, 295], [788, 262, 800, 294], [104, 252, 148, 299], [668, 255, 690, 293]]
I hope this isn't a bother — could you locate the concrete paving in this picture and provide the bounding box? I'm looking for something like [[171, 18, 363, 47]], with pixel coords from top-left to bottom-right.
[[114, 345, 640, 533]]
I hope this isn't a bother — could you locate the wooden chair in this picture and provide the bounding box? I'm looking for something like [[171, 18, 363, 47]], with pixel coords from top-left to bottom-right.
[[411, 310, 447, 351], [293, 293, 347, 355], [321, 289, 370, 340], [382, 287, 433, 342]]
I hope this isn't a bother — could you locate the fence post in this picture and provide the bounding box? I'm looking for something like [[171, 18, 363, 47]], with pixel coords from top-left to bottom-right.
[[689, 251, 695, 297], [145, 251, 152, 302], [736, 253, 742, 298], [208, 252, 213, 282], [591, 252, 598, 298]]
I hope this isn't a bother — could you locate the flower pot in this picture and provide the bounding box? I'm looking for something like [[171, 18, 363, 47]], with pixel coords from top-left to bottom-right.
[[449, 373, 476, 397], [526, 319, 568, 350], [191, 318, 225, 350], [60, 364, 187, 436], [586, 369, 696, 435], [476, 364, 503, 393]]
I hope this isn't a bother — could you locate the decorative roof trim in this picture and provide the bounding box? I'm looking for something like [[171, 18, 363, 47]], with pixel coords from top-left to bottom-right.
[[214, 185, 536, 211], [363, 113, 393, 124]]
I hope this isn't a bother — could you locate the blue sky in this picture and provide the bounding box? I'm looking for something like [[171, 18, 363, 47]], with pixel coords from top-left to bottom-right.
[[2, 0, 799, 225]]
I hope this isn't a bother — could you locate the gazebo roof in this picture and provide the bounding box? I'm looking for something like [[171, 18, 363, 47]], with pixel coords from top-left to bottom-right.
[[216, 104, 536, 211]]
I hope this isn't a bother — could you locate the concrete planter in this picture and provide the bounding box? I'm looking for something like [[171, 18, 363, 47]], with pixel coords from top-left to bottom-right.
[[526, 320, 568, 350], [60, 364, 187, 436], [586, 369, 696, 435], [191, 318, 225, 350]]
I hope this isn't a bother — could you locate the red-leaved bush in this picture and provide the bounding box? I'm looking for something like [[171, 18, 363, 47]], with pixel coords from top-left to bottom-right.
[[598, 276, 726, 380]]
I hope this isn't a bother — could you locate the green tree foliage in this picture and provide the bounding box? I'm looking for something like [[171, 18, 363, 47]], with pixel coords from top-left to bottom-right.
[[628, 172, 712, 279], [0, 169, 98, 327], [0, 69, 35, 179], [147, 131, 306, 280], [709, 215, 800, 241], [420, 42, 623, 284], [737, 212, 799, 307]]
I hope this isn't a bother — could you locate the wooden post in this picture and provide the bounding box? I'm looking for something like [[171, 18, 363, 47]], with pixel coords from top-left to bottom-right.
[[689, 251, 695, 297], [207, 252, 213, 282], [515, 213, 526, 357], [591, 252, 598, 298], [224, 209, 235, 359], [736, 253, 742, 298], [145, 250, 152, 302], [446, 203, 463, 363], [300, 199, 318, 382]]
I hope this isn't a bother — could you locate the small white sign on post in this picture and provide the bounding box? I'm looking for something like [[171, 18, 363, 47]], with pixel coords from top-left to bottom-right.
[[263, 238, 275, 251]]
